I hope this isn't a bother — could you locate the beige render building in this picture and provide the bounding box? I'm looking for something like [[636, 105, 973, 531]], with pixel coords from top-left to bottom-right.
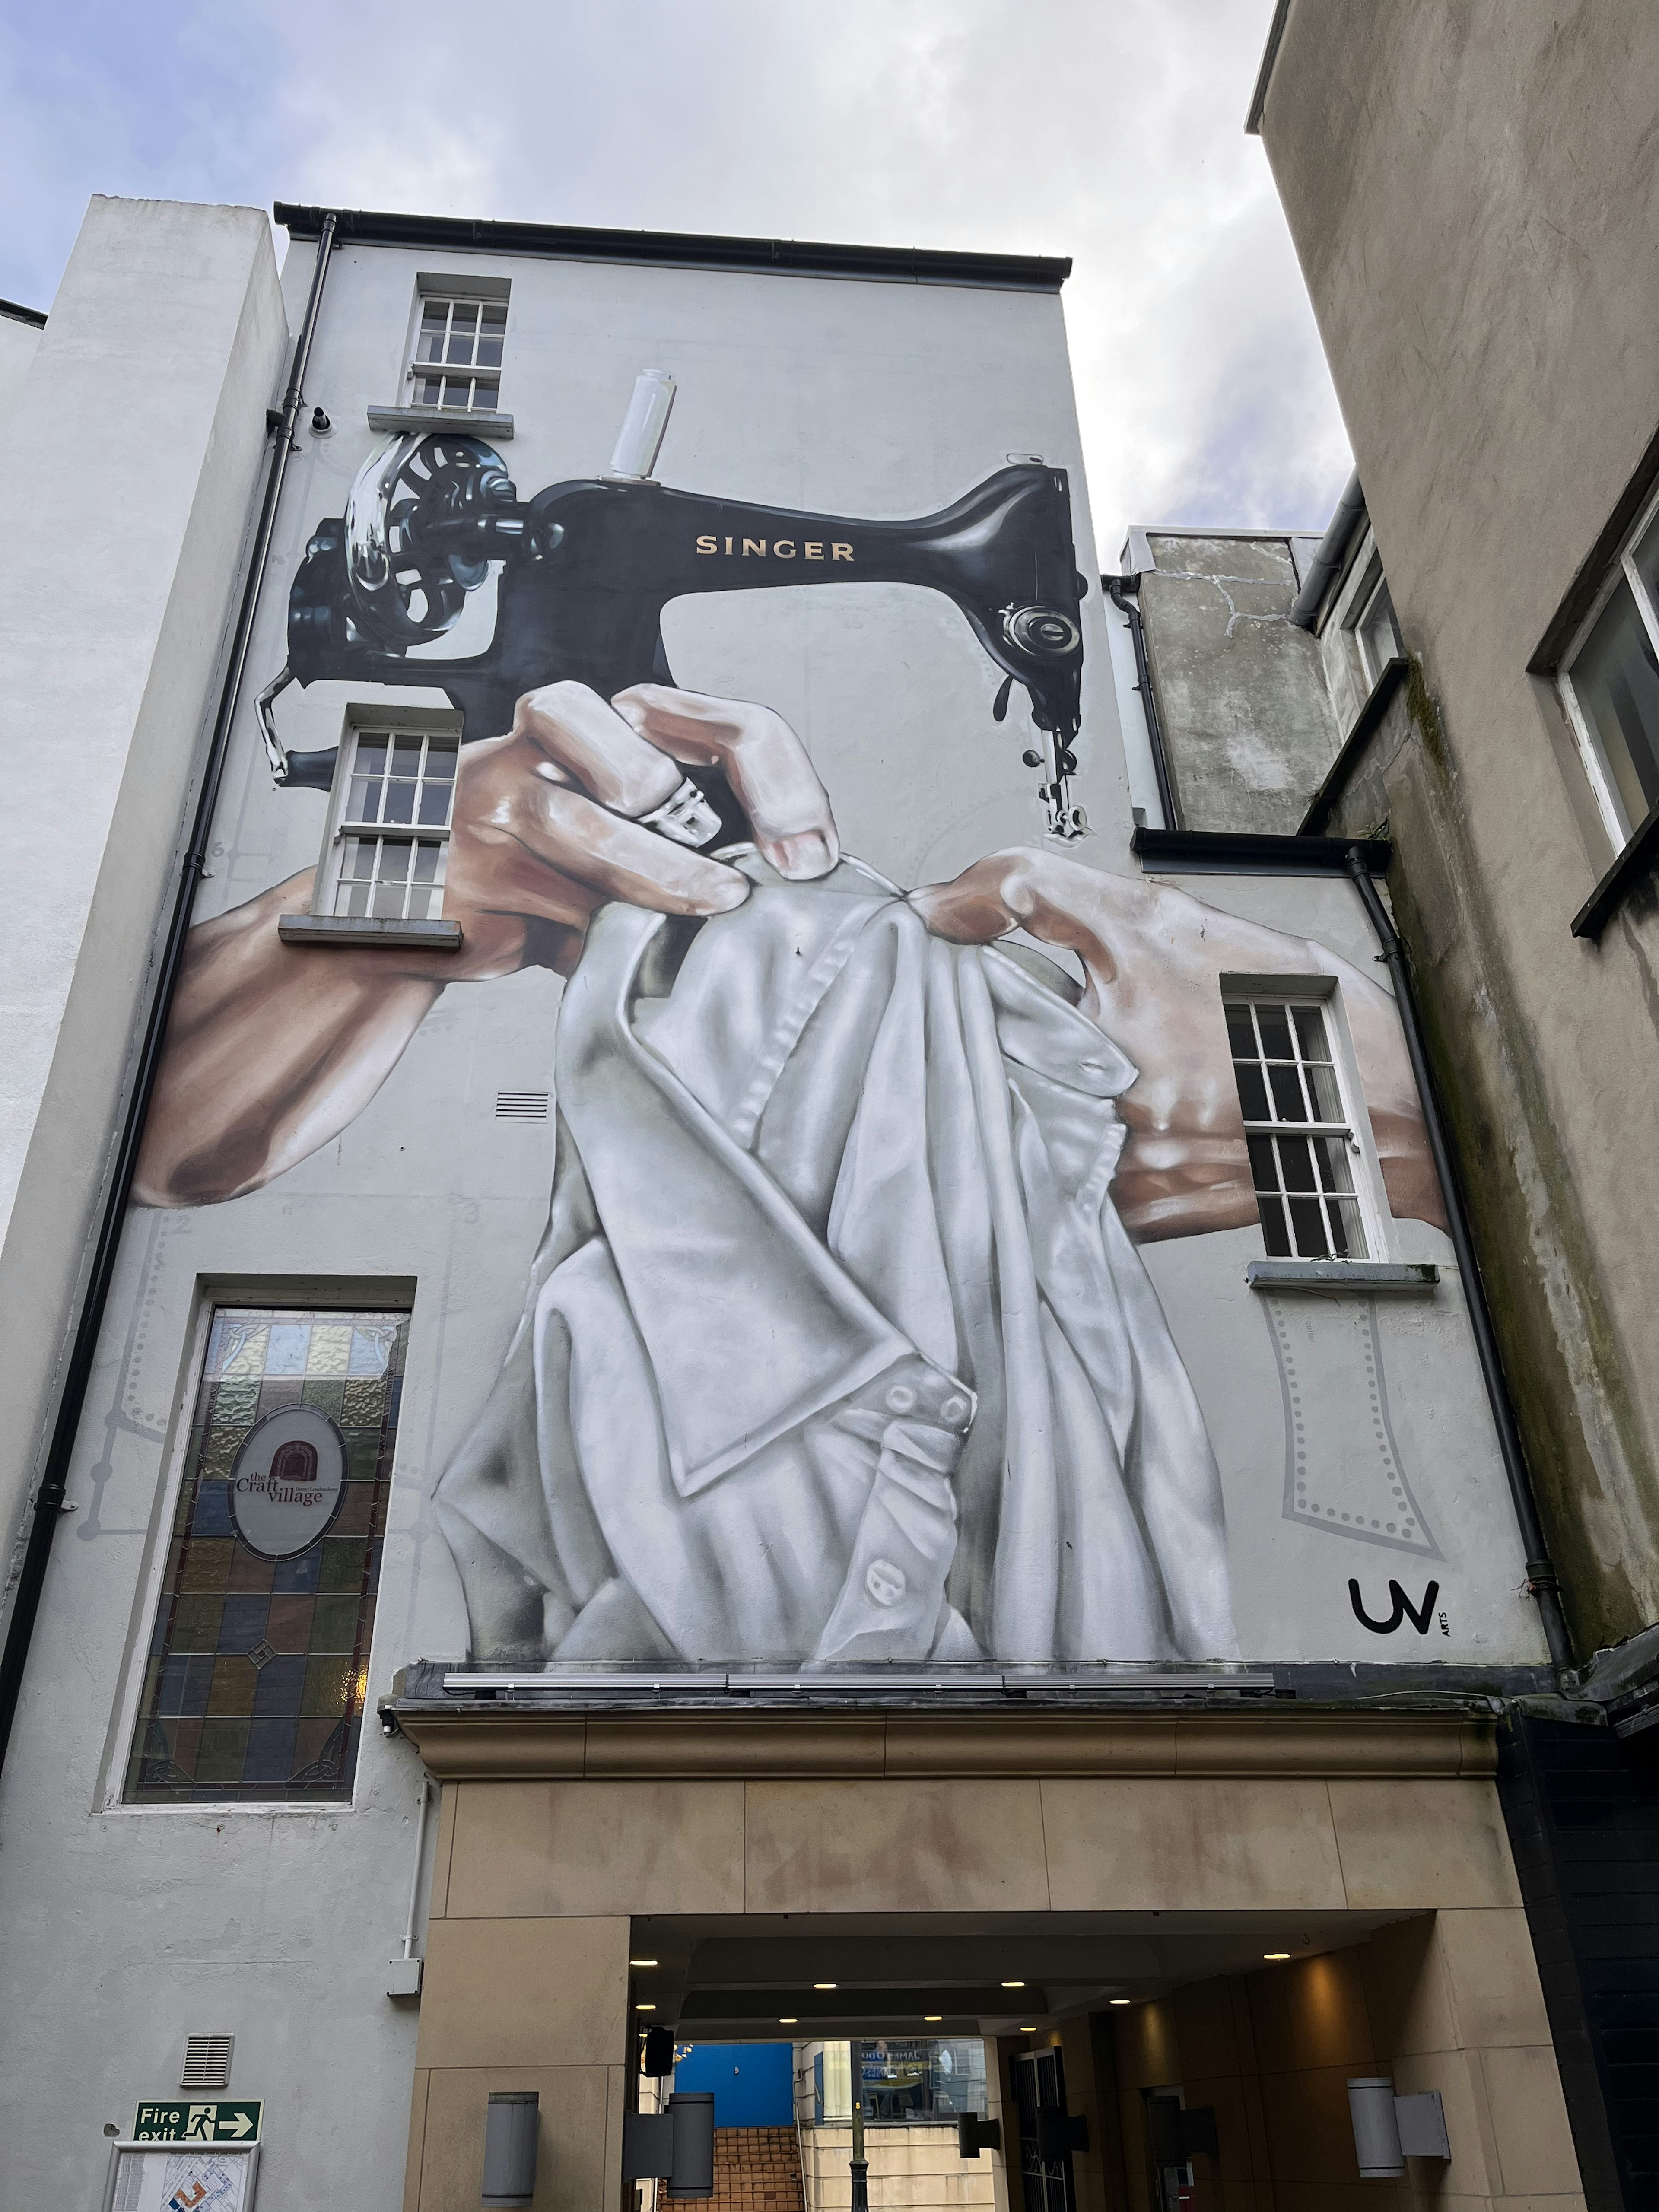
[[1220, 4, 1659, 2204]]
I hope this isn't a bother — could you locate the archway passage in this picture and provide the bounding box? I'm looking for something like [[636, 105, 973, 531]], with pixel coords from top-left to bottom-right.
[[624, 1909, 1429, 2212]]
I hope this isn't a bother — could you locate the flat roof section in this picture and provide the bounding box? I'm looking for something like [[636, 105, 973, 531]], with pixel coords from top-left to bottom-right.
[[273, 203, 1071, 292]]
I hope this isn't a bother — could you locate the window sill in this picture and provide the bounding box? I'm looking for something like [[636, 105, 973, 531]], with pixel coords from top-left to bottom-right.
[[367, 404, 514, 439], [279, 915, 463, 951], [1570, 789, 1659, 940], [1246, 1259, 1439, 1294]]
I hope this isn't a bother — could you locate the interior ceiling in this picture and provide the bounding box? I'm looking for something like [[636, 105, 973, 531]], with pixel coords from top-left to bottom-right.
[[628, 1910, 1417, 2039]]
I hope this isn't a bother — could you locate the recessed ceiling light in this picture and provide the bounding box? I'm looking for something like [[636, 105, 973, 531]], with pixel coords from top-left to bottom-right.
[[1020, 2027, 1038, 2034], [1001, 1980, 1025, 1989], [630, 1958, 658, 1967], [814, 1982, 837, 1990], [637, 2002, 656, 2011], [1263, 1952, 1291, 1961], [924, 2015, 942, 2023], [1109, 1999, 1131, 2007], [779, 2017, 798, 2025]]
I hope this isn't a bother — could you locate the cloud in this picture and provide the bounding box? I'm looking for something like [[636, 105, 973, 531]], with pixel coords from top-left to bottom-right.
[[0, 0, 1351, 549]]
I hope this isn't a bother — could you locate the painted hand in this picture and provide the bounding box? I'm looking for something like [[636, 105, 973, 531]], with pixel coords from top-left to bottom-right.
[[435, 681, 840, 978], [911, 848, 1443, 1239]]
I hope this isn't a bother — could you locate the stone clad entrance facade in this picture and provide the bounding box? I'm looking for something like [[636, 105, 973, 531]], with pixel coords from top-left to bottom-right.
[[391, 1699, 1581, 2211]]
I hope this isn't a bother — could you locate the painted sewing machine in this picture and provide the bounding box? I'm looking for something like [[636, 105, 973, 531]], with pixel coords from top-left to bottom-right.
[[260, 372, 1090, 838]]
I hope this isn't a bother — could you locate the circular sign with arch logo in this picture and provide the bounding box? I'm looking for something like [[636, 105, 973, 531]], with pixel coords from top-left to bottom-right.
[[228, 1406, 348, 1559]]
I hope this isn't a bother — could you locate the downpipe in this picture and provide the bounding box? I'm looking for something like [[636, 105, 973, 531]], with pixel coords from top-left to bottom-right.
[[0, 214, 341, 1777], [1343, 846, 1573, 1672], [1106, 572, 1179, 831]]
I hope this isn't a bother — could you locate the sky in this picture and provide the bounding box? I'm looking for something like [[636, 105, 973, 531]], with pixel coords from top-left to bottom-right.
[[0, 0, 1352, 556]]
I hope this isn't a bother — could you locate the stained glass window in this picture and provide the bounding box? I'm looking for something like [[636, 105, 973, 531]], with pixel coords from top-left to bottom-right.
[[125, 1306, 408, 1803]]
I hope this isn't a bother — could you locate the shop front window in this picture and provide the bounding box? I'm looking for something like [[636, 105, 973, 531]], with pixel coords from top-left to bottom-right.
[[813, 2040, 988, 2123]]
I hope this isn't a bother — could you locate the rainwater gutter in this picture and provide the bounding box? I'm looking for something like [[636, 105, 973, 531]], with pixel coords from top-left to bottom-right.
[[0, 213, 341, 1777], [1289, 470, 1367, 629], [1244, 0, 1294, 136], [1343, 847, 1572, 1672]]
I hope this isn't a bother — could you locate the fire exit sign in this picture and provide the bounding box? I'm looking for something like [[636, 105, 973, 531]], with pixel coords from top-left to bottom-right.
[[132, 2101, 262, 2142]]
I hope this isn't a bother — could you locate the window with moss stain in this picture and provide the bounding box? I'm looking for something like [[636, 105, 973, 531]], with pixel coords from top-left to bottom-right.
[[125, 1306, 408, 1803]]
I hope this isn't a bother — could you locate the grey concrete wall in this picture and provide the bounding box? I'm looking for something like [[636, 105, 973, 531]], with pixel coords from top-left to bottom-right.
[[1136, 532, 1341, 832], [1259, 0, 1659, 1651], [0, 199, 288, 1644]]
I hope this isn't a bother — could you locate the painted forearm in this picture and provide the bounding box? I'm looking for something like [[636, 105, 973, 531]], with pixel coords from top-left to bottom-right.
[[133, 874, 444, 1207]]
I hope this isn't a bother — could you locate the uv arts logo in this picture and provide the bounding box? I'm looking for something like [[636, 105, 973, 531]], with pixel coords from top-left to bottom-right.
[[1348, 1578, 1440, 1635]]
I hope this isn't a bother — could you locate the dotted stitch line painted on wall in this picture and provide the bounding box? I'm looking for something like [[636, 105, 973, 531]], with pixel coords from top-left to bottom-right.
[[1262, 1291, 1441, 1559]]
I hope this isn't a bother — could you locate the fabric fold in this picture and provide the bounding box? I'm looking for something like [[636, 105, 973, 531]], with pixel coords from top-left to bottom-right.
[[436, 850, 1239, 1666]]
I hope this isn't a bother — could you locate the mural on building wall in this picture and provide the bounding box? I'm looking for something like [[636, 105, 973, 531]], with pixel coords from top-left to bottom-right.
[[135, 401, 1449, 1669]]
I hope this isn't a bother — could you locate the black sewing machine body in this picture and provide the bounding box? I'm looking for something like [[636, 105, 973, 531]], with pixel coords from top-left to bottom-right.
[[271, 432, 1090, 836]]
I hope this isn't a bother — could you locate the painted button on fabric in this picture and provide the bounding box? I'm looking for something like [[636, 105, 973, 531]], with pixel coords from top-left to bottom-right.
[[865, 1558, 907, 1606]]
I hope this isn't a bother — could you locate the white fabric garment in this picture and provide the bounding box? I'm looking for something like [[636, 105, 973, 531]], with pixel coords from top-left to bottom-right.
[[436, 851, 1239, 1665]]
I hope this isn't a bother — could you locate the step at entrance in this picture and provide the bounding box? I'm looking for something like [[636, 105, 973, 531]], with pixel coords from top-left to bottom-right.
[[711, 2126, 805, 2212]]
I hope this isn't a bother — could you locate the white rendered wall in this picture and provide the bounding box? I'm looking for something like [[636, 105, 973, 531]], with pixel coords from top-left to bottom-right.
[[0, 235, 1125, 2212], [0, 199, 289, 1643], [0, 308, 43, 429]]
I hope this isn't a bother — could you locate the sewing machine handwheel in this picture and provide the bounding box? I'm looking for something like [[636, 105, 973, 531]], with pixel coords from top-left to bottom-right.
[[344, 432, 512, 651]]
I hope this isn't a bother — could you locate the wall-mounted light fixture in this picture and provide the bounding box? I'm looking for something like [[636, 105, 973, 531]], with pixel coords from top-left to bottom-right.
[[1347, 2078, 1451, 2178], [957, 2115, 1002, 2158], [481, 2091, 538, 2209], [623, 2092, 715, 2199], [1150, 2102, 1218, 2165], [1035, 2106, 1090, 2160]]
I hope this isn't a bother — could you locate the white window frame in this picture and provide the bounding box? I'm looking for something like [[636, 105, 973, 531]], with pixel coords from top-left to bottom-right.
[[99, 1284, 414, 1818], [1556, 475, 1659, 850], [1336, 550, 1401, 690], [312, 712, 461, 922], [1220, 975, 1394, 1263], [1352, 571, 1402, 688], [404, 275, 510, 416]]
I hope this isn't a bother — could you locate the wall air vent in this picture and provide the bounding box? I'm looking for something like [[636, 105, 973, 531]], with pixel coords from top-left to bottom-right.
[[495, 1092, 550, 1120], [179, 2033, 234, 2090]]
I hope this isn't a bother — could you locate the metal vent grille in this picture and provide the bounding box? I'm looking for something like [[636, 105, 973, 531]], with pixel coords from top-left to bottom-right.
[[495, 1091, 550, 1120], [180, 2033, 234, 2090]]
